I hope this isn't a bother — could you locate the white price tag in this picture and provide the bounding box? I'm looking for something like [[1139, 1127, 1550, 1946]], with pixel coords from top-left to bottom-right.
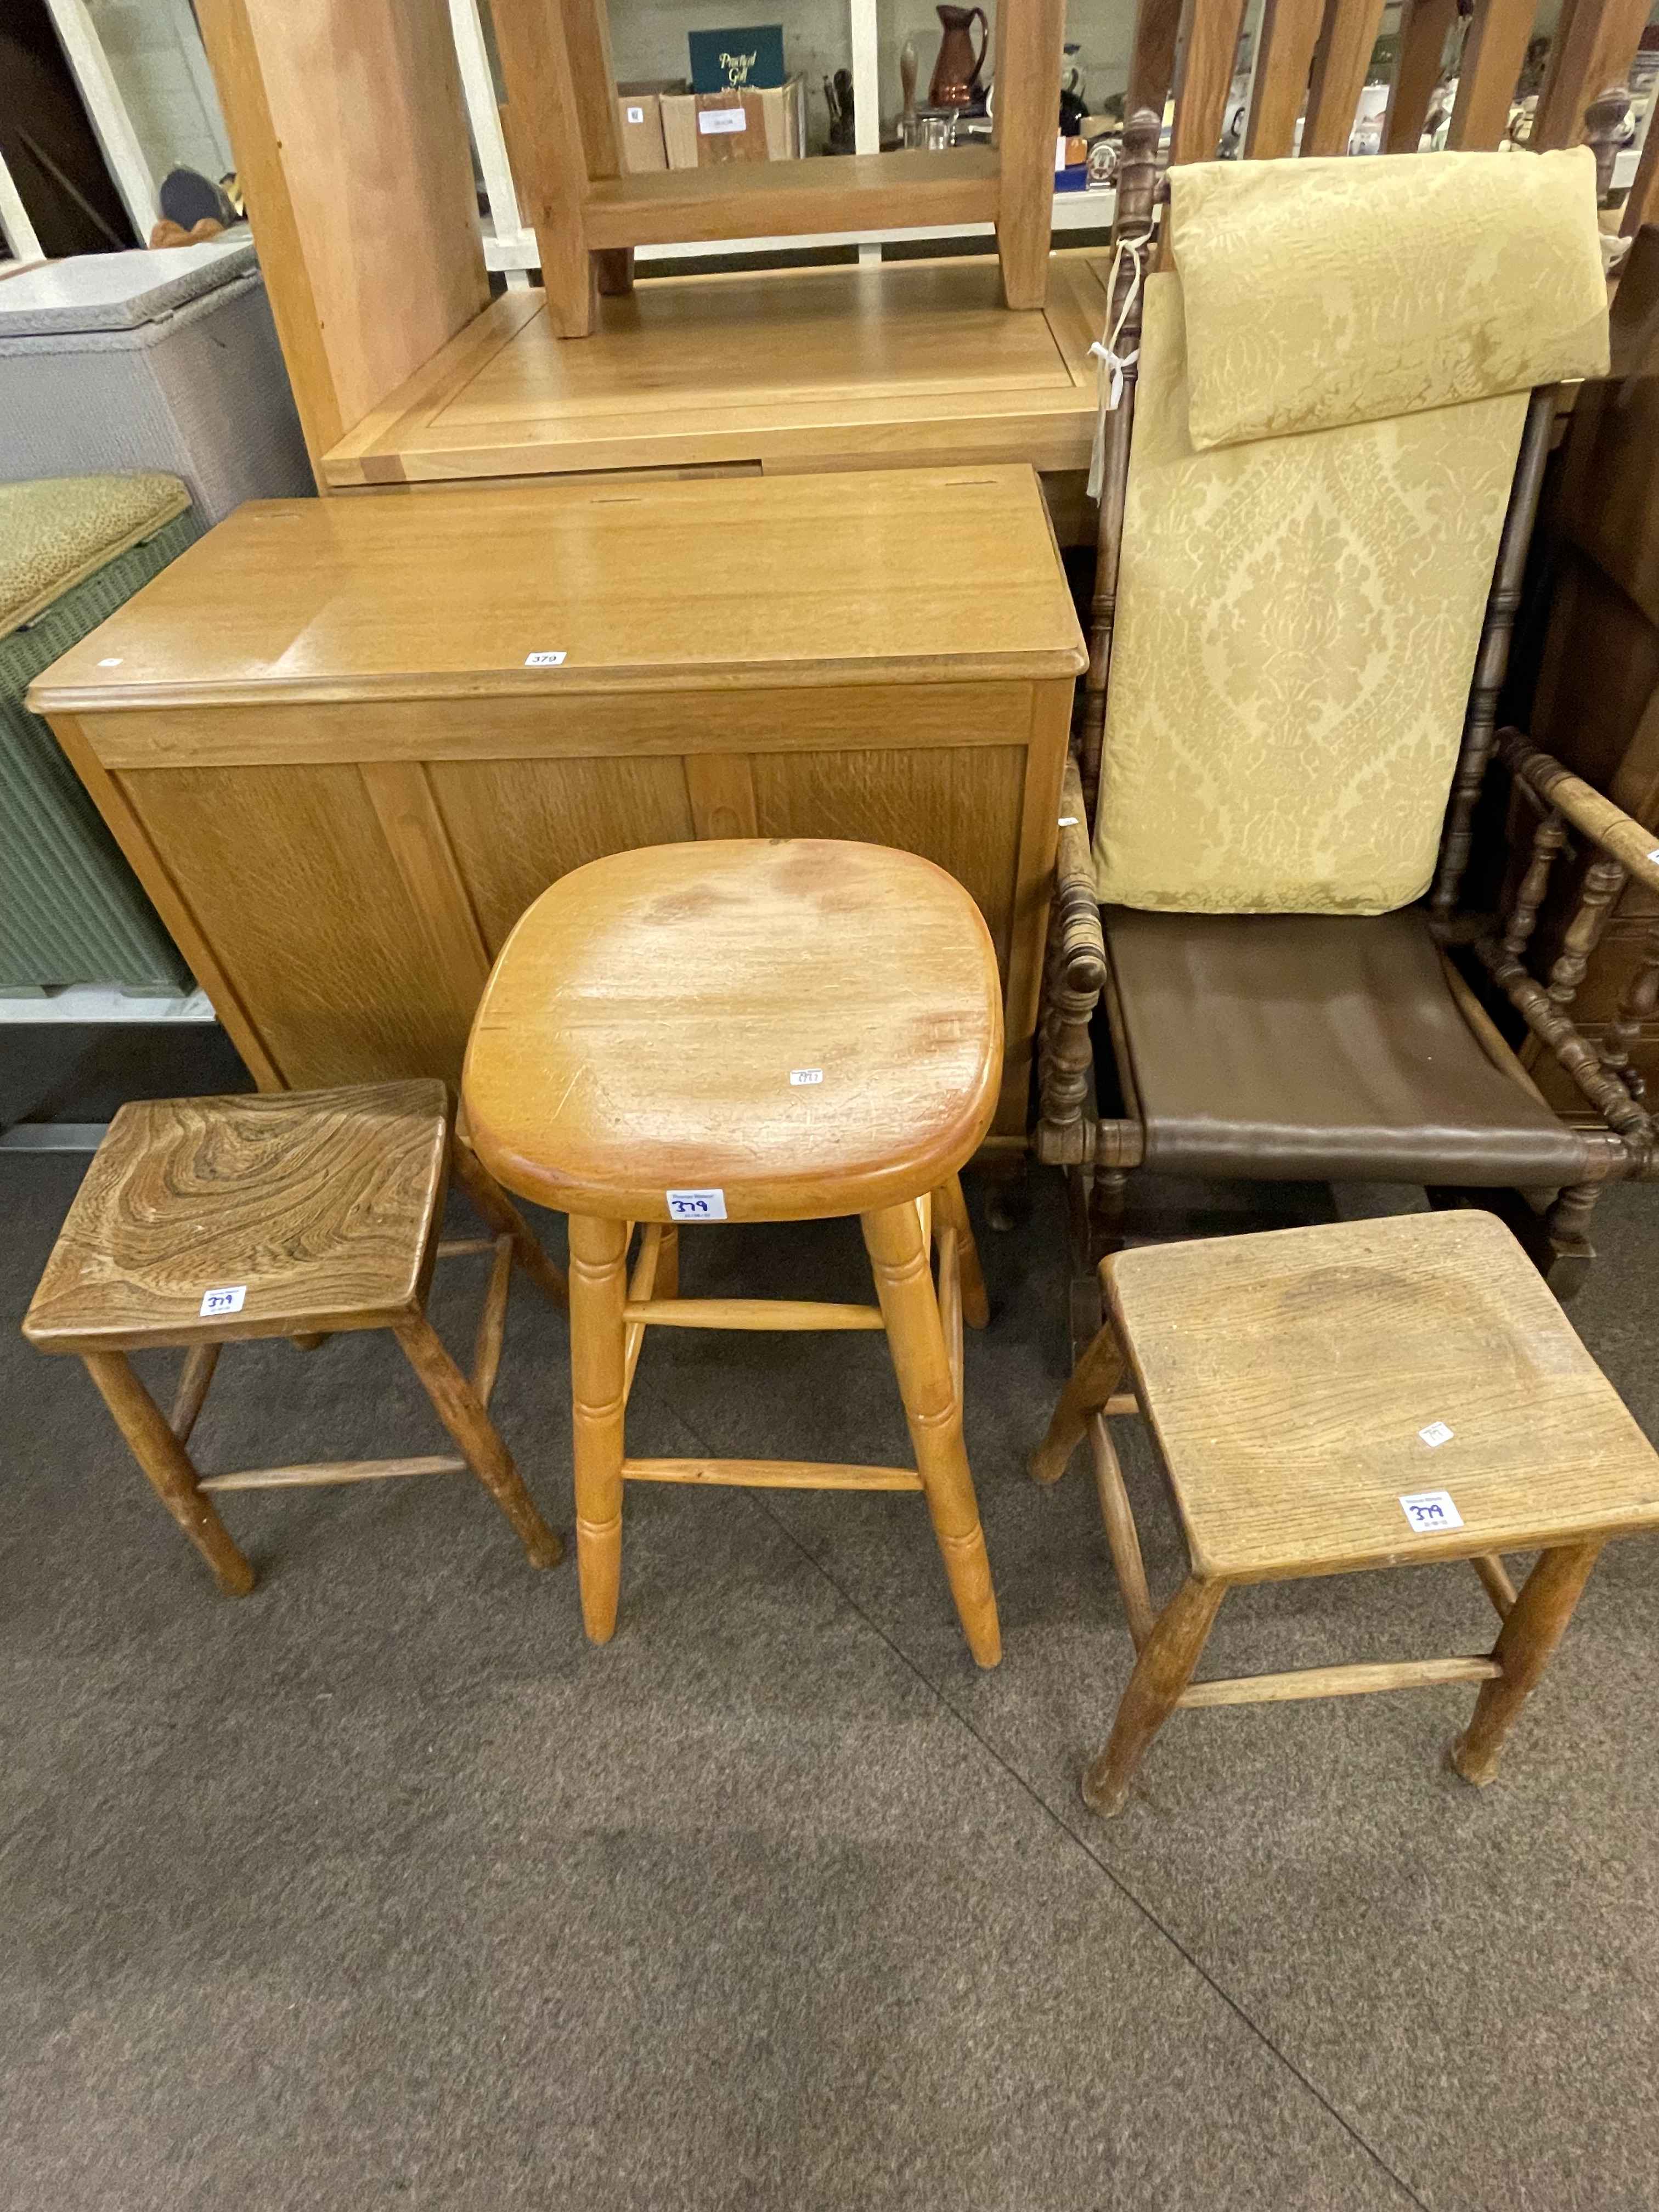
[[625, 104, 645, 123], [1054, 133, 1067, 173], [1647, 848, 1659, 866], [524, 651, 566, 667], [98, 657, 122, 668], [200, 1284, 247, 1317], [789, 1068, 823, 1086], [699, 106, 747, 134], [1399, 1489, 1463, 1533], [666, 1188, 727, 1221], [1418, 1421, 1454, 1448]]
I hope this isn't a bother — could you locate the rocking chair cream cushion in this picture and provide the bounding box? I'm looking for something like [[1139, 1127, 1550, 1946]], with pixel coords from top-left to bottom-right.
[[1093, 274, 1526, 913], [1170, 148, 1608, 452]]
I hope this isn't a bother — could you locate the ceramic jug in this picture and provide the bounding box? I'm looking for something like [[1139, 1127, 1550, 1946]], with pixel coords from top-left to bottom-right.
[[929, 4, 988, 110]]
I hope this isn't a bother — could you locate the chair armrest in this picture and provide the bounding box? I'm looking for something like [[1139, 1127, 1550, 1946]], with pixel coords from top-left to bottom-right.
[[1474, 731, 1659, 1153], [1498, 732, 1659, 896], [1035, 757, 1108, 1167]]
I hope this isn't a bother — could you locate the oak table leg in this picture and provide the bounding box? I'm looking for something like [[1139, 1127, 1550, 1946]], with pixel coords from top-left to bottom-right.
[[82, 1349, 253, 1595], [394, 1314, 562, 1570], [1452, 1538, 1604, 1787], [567, 1212, 630, 1641], [1029, 1321, 1125, 1485], [934, 1173, 990, 1328], [864, 1200, 1001, 1668], [1082, 1574, 1226, 1815]]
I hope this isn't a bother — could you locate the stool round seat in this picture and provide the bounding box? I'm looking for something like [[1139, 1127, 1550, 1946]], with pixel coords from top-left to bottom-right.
[[464, 839, 1004, 1222]]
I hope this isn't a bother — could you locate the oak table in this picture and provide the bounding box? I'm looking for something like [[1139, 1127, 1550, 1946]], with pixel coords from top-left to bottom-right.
[[29, 464, 1085, 1139]]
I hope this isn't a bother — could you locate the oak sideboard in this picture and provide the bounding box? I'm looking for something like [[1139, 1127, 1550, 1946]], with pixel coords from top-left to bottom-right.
[[31, 466, 1085, 1139]]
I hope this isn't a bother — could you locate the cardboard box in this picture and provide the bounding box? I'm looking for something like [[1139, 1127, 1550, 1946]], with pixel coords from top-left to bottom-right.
[[661, 77, 802, 168], [616, 87, 669, 173]]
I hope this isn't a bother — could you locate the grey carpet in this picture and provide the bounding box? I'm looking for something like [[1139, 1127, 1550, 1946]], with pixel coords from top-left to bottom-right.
[[3, 1082, 1658, 2209]]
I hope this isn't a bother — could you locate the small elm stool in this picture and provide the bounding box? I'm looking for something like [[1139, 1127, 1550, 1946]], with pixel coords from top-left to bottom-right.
[[22, 1081, 565, 1591], [462, 838, 1004, 1666], [1031, 1210, 1659, 1814]]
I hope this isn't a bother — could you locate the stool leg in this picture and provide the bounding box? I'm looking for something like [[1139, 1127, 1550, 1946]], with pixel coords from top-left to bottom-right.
[[656, 1222, 680, 1302], [933, 1173, 989, 1329], [1082, 1575, 1226, 1817], [863, 1200, 1001, 1668], [394, 1316, 562, 1570], [452, 1128, 571, 1313], [1030, 1322, 1125, 1486], [82, 1350, 253, 1595], [568, 1213, 630, 1642], [1451, 1538, 1604, 1787]]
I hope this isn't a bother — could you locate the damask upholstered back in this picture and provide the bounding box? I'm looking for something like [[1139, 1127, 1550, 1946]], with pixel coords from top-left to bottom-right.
[[1091, 149, 1609, 916]]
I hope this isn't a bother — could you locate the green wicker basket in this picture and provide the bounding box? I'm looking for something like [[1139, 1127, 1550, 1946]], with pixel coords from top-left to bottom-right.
[[0, 506, 201, 992]]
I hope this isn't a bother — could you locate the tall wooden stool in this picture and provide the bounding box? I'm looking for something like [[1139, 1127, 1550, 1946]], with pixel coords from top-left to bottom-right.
[[1030, 1211, 1659, 1814], [464, 839, 1005, 1666], [22, 1082, 566, 1592]]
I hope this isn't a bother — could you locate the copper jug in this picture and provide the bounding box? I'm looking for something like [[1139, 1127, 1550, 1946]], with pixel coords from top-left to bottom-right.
[[929, 4, 988, 110]]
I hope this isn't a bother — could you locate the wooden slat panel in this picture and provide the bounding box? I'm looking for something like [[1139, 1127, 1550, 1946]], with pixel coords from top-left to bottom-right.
[[359, 761, 490, 1008], [1245, 0, 1328, 157], [427, 755, 696, 951], [1302, 0, 1388, 155], [1448, 0, 1537, 149], [1129, 0, 1186, 115], [119, 764, 480, 1086], [1534, 0, 1652, 148], [1383, 0, 1458, 151], [584, 149, 1002, 251], [1172, 0, 1250, 162], [684, 753, 759, 839]]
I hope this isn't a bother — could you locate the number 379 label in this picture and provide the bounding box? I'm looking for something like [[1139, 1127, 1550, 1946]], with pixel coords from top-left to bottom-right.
[[666, 1188, 727, 1221]]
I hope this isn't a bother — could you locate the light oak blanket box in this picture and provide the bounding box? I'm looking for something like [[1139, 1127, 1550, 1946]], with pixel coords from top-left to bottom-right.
[[28, 465, 1085, 1142]]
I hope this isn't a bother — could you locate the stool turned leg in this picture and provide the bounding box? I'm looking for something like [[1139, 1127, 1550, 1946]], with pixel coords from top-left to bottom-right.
[[1082, 1575, 1226, 1817], [863, 1200, 1001, 1668], [656, 1222, 680, 1302], [1451, 1538, 1604, 1787], [933, 1175, 989, 1329], [394, 1316, 562, 1570], [82, 1350, 253, 1595], [1029, 1323, 1125, 1486], [567, 1214, 630, 1643]]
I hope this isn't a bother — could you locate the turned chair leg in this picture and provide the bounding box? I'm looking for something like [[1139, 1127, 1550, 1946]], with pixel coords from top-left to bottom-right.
[[1082, 1575, 1226, 1816], [1030, 1322, 1126, 1485], [567, 1213, 630, 1641], [82, 1349, 253, 1595], [933, 1172, 990, 1328], [394, 1314, 562, 1570], [864, 1200, 1001, 1668], [1542, 1182, 1601, 1302], [1451, 1538, 1604, 1787]]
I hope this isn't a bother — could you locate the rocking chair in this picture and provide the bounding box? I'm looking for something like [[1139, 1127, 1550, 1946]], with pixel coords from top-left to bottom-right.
[[1035, 6, 1659, 1356]]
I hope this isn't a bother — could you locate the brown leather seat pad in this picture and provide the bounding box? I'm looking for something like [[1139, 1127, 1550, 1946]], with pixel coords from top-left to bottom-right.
[[1104, 906, 1591, 1186]]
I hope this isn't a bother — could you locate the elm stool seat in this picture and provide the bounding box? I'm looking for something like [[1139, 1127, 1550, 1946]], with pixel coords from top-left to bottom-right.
[[1031, 1210, 1659, 1814], [22, 1081, 566, 1592], [462, 838, 1005, 1666]]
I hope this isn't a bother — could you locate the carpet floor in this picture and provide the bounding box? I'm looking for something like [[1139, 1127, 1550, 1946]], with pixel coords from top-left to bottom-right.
[[3, 1040, 1657, 2210]]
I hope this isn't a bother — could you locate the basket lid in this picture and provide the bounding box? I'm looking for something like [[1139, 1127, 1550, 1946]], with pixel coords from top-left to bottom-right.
[[0, 235, 255, 336], [0, 474, 190, 640]]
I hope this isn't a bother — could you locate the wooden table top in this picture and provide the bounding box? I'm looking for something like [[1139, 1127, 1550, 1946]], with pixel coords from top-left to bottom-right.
[[1108, 1210, 1659, 1583], [320, 251, 1113, 492], [31, 464, 1085, 715]]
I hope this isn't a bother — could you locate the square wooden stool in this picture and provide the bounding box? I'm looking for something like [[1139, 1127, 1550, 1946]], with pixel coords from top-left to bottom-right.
[[22, 1082, 567, 1593], [1031, 1210, 1659, 1815]]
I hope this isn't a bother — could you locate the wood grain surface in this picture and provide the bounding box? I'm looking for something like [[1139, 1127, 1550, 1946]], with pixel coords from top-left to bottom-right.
[[463, 840, 1003, 1222], [1106, 1210, 1659, 1581], [24, 1082, 449, 1351]]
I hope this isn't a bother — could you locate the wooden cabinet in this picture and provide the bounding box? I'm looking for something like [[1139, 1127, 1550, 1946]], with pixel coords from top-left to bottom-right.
[[31, 466, 1084, 1137]]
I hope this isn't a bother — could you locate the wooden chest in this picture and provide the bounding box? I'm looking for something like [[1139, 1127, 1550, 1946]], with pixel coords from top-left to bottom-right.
[[31, 466, 1085, 1136]]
